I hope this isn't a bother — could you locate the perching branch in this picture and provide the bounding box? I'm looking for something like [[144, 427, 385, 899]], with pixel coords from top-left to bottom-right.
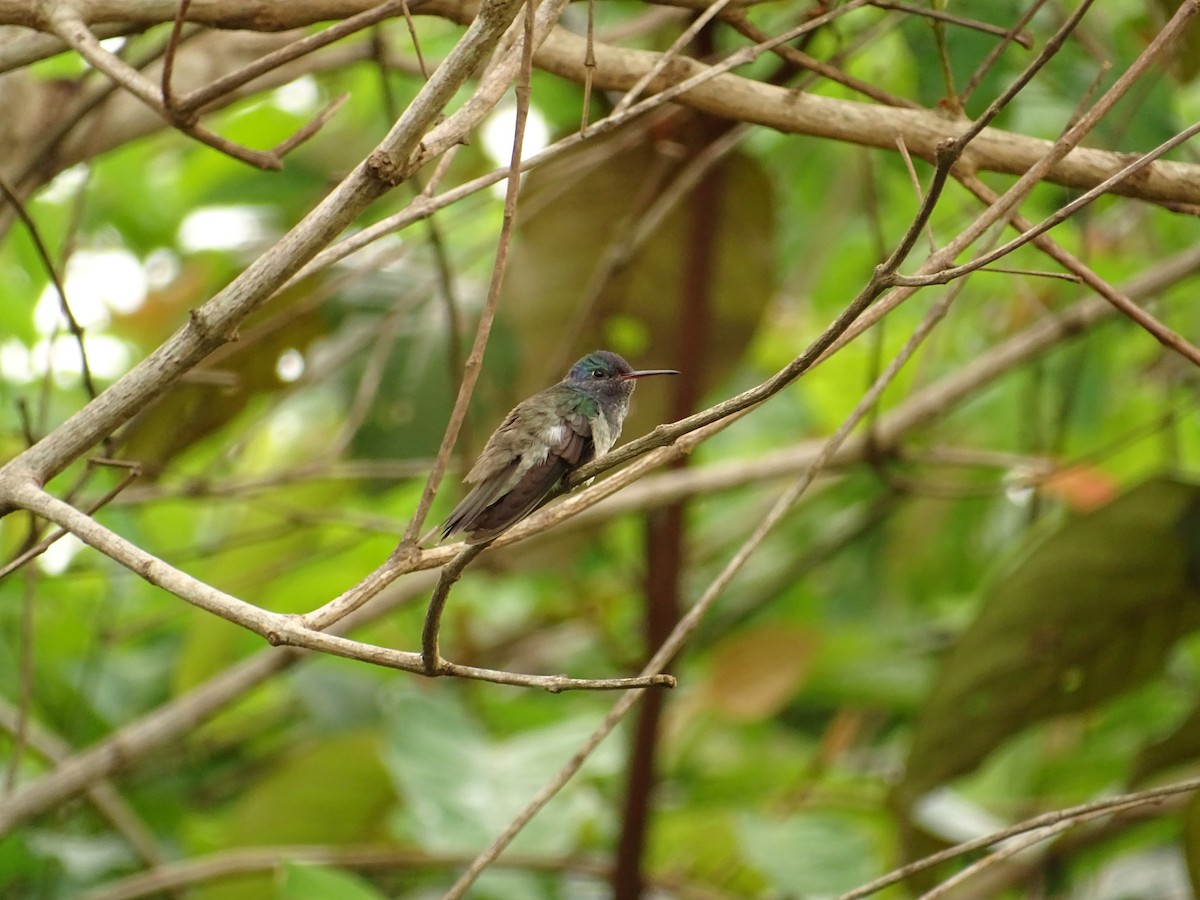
[[2, 477, 670, 692], [421, 543, 488, 674]]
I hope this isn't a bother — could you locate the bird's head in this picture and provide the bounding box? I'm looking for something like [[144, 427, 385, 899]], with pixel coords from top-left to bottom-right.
[[565, 351, 678, 398]]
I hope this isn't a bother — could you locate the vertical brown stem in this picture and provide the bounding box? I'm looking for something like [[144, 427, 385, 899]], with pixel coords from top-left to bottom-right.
[[612, 113, 724, 898]]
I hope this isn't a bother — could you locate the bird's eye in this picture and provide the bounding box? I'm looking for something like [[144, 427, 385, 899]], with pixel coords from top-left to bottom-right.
[[592, 369, 605, 378]]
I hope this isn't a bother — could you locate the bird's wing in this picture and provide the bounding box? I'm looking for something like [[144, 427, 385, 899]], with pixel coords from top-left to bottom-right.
[[441, 401, 594, 544]]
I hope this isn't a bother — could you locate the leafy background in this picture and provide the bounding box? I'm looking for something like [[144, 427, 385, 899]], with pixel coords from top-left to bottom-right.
[[3, 1, 1200, 898]]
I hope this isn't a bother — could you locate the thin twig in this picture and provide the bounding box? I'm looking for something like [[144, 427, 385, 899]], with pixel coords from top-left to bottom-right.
[[398, 0, 429, 79], [268, 92, 350, 156], [0, 465, 141, 579], [273, 623, 674, 690], [611, 0, 736, 115], [892, 120, 1200, 367], [5, 478, 671, 694], [893, 136, 937, 254], [919, 819, 1076, 899], [0, 175, 98, 401], [869, 0, 1034, 48], [580, 0, 596, 133], [838, 779, 1200, 899], [421, 543, 488, 673], [930, 7, 961, 113], [961, 0, 1048, 104], [401, 0, 543, 544], [773, 0, 1182, 378], [159, 0, 191, 109], [49, 6, 283, 169], [723, 8, 917, 108], [172, 0, 408, 116]]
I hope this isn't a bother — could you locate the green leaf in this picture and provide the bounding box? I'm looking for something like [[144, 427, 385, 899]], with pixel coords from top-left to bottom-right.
[[898, 477, 1200, 806], [1132, 698, 1200, 786], [700, 624, 816, 721], [737, 812, 879, 895], [118, 280, 330, 475], [173, 611, 249, 696], [381, 688, 619, 855], [1150, 0, 1200, 82], [278, 863, 388, 900], [1186, 792, 1200, 898], [213, 733, 395, 848]]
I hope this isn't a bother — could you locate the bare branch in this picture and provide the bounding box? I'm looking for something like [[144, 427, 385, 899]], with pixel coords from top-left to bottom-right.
[[528, 17, 1200, 207], [171, 0, 410, 116], [421, 542, 488, 673], [49, 5, 285, 169], [0, 696, 166, 869], [0, 464, 140, 579], [0, 0, 525, 504], [838, 777, 1200, 899]]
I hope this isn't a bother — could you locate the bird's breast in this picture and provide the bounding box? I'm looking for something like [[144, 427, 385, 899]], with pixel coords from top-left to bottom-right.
[[592, 405, 627, 457], [541, 422, 567, 448]]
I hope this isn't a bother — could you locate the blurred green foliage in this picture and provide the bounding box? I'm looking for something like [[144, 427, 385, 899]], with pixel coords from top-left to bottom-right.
[[3, 3, 1200, 899]]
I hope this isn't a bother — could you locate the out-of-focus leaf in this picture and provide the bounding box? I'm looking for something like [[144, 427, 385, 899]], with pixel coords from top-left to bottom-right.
[[1150, 0, 1200, 81], [1040, 465, 1119, 512], [172, 611, 249, 697], [347, 328, 458, 462], [737, 812, 878, 895], [215, 733, 394, 847], [278, 863, 388, 900], [1186, 792, 1200, 897], [381, 688, 618, 855], [118, 279, 330, 475], [701, 624, 816, 721], [1131, 700, 1200, 785], [653, 809, 766, 894], [898, 477, 1200, 808]]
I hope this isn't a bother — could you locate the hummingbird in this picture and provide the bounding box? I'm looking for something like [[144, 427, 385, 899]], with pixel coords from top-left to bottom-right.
[[441, 350, 679, 544]]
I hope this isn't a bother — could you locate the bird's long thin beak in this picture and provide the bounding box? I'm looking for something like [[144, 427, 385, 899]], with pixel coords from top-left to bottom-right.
[[622, 368, 680, 380]]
